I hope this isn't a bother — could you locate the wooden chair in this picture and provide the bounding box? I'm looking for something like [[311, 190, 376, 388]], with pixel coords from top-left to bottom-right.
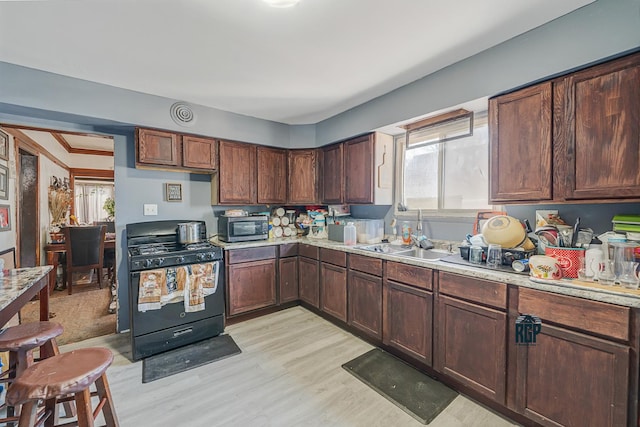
[[93, 222, 116, 286], [6, 347, 119, 427], [63, 226, 106, 295], [0, 246, 17, 270]]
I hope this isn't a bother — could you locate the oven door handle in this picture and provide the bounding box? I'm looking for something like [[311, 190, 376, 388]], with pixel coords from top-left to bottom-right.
[[173, 327, 193, 337]]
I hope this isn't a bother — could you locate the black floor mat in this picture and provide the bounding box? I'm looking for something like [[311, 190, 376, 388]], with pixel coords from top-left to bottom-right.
[[142, 334, 241, 383], [342, 348, 458, 424]]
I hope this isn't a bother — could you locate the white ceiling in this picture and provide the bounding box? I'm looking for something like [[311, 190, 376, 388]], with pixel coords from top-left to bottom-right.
[[0, 0, 592, 125]]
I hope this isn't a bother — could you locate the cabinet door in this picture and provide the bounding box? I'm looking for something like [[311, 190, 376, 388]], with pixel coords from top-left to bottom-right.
[[344, 134, 374, 204], [436, 295, 506, 404], [320, 263, 347, 322], [288, 149, 318, 204], [218, 140, 256, 205], [560, 53, 640, 200], [383, 280, 433, 365], [182, 135, 217, 170], [257, 146, 288, 204], [489, 82, 552, 202], [227, 259, 276, 316], [322, 143, 344, 204], [514, 323, 629, 427], [348, 270, 382, 340], [136, 128, 180, 167], [279, 257, 299, 304], [298, 257, 319, 308]]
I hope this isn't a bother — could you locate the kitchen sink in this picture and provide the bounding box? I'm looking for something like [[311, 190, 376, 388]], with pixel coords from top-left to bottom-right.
[[393, 247, 449, 261], [355, 244, 448, 261], [355, 243, 413, 254]]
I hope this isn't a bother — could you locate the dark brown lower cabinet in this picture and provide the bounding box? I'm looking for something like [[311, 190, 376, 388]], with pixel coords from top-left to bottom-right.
[[320, 263, 347, 322], [279, 257, 298, 304], [383, 280, 433, 365], [513, 323, 629, 427], [348, 270, 382, 340], [299, 256, 319, 308], [435, 295, 506, 403], [227, 259, 276, 316]]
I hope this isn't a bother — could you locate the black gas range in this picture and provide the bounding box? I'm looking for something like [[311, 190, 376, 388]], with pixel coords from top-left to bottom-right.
[[127, 220, 225, 361]]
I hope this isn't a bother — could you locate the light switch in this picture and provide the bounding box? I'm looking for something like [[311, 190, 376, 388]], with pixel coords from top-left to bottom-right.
[[143, 204, 158, 216]]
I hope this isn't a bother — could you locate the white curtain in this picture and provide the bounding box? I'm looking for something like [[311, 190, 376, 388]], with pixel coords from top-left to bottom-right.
[[74, 180, 114, 224]]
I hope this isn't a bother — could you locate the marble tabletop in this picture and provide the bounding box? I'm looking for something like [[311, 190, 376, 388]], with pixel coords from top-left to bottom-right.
[[0, 266, 53, 314], [211, 237, 640, 308]]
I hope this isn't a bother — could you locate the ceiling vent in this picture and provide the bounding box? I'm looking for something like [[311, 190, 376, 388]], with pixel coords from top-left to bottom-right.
[[170, 102, 196, 127]]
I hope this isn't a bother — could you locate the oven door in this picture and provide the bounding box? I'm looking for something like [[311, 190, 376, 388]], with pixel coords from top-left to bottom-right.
[[129, 260, 225, 337]]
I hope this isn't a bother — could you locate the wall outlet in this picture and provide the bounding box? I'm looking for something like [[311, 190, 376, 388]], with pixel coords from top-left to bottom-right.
[[143, 204, 158, 216]]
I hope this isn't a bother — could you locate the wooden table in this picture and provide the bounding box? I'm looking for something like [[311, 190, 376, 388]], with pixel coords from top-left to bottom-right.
[[0, 266, 52, 328], [44, 239, 115, 292]]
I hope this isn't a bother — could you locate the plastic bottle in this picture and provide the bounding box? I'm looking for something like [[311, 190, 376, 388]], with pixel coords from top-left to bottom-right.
[[344, 222, 357, 246]]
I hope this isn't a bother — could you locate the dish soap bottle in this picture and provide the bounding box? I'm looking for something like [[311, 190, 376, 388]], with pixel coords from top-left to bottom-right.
[[344, 222, 357, 246]]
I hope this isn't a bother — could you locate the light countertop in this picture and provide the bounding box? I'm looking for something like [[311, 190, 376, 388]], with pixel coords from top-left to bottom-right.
[[0, 266, 53, 313], [211, 237, 640, 308]]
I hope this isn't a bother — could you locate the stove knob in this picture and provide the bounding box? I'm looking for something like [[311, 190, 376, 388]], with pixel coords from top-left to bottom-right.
[[156, 258, 165, 266], [143, 259, 153, 268], [176, 256, 185, 264], [196, 253, 206, 261]]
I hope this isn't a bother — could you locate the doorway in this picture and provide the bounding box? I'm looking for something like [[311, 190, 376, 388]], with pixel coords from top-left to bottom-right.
[[18, 149, 38, 267]]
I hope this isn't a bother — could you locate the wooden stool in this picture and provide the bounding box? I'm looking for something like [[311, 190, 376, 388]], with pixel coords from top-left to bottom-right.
[[0, 321, 68, 424], [6, 347, 119, 427]]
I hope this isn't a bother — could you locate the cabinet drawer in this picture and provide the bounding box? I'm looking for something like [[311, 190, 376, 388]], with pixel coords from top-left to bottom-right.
[[386, 261, 432, 290], [298, 244, 319, 260], [349, 254, 382, 276], [518, 287, 630, 341], [320, 248, 347, 267], [279, 243, 298, 258], [439, 272, 506, 310], [226, 246, 277, 264]]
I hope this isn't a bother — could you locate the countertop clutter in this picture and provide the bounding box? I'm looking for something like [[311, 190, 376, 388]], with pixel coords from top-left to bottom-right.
[[210, 236, 640, 308]]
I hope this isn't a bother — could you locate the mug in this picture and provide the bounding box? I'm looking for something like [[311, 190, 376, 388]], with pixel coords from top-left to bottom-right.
[[529, 255, 562, 280]]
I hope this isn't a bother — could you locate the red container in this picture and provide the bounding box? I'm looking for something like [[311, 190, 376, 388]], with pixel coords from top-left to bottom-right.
[[544, 247, 585, 278]]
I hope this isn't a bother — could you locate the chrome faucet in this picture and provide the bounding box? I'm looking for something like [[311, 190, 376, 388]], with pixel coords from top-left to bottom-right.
[[416, 209, 423, 233]]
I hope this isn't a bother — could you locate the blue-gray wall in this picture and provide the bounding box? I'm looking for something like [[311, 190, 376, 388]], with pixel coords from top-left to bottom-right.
[[0, 0, 639, 331]]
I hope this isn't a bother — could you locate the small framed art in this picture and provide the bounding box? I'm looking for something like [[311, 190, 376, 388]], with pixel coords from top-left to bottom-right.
[[0, 130, 8, 161], [165, 183, 182, 202], [0, 164, 7, 200], [0, 205, 10, 231]]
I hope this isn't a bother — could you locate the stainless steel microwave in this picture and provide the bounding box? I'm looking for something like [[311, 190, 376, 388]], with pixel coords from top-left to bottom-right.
[[218, 215, 269, 242]]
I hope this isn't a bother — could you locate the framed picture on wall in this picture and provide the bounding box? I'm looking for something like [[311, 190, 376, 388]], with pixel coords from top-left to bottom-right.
[[165, 183, 182, 202], [0, 205, 10, 231], [0, 164, 7, 200], [0, 130, 8, 161]]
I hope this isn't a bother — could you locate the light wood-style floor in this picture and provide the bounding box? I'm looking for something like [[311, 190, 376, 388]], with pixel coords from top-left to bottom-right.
[[61, 307, 519, 427]]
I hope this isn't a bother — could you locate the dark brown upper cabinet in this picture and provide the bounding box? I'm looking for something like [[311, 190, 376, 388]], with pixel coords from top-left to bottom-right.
[[182, 135, 218, 170], [489, 82, 552, 203], [257, 146, 288, 204], [136, 128, 181, 167], [557, 52, 640, 201], [321, 143, 344, 204], [344, 133, 393, 205], [136, 128, 217, 172], [213, 139, 257, 205], [288, 149, 318, 204], [489, 51, 640, 204]]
